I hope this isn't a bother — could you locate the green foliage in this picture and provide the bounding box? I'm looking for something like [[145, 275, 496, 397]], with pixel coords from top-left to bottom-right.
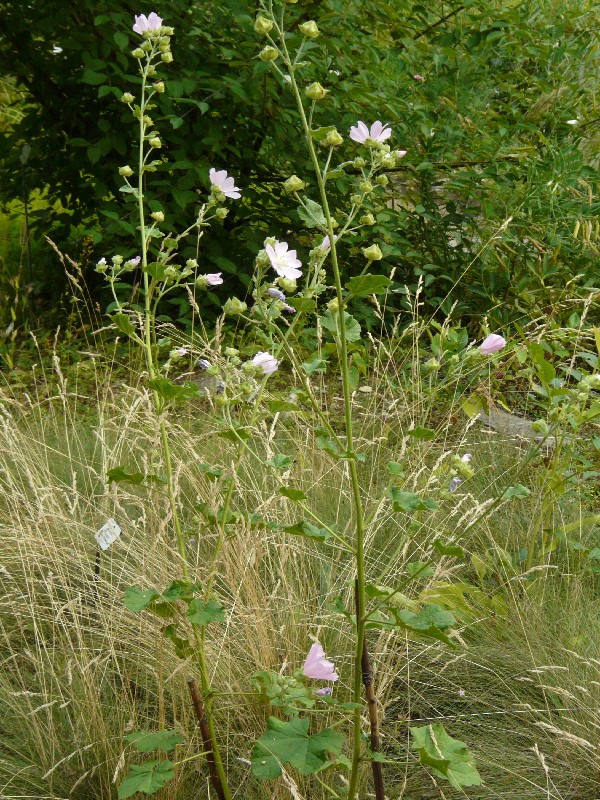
[[118, 760, 175, 798], [3, 0, 595, 324], [250, 716, 345, 779], [125, 730, 185, 753], [410, 723, 481, 790]]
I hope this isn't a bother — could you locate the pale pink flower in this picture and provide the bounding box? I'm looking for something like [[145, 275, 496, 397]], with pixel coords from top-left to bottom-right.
[[479, 334, 506, 354], [349, 120, 392, 144], [265, 240, 302, 280], [303, 642, 339, 681], [209, 168, 241, 199], [127, 255, 141, 266], [283, 304, 296, 314], [448, 477, 462, 493], [320, 234, 338, 251], [460, 453, 472, 463], [133, 12, 163, 34], [204, 273, 223, 286], [413, 74, 425, 82], [315, 687, 333, 697], [458, 688, 466, 697], [251, 352, 278, 375]]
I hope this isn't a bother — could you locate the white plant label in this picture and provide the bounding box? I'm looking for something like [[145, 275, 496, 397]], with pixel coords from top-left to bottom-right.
[[95, 519, 121, 550]]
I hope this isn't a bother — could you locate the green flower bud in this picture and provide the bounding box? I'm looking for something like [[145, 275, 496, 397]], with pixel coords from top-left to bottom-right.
[[121, 92, 134, 104], [215, 207, 229, 219], [279, 277, 296, 294], [164, 266, 179, 280], [161, 52, 173, 63], [131, 48, 145, 58], [362, 244, 383, 261], [151, 210, 164, 222], [146, 64, 157, 76], [324, 129, 343, 146], [354, 157, 366, 168], [376, 174, 389, 186], [350, 194, 362, 205], [186, 259, 198, 269], [298, 20, 320, 38], [360, 213, 376, 225], [259, 45, 279, 62], [224, 297, 248, 315], [142, 115, 153, 125], [119, 165, 134, 177], [254, 15, 274, 34], [149, 137, 162, 148], [423, 357, 441, 372], [153, 80, 165, 93], [329, 218, 338, 228], [112, 255, 123, 266], [359, 180, 374, 193], [305, 82, 328, 101], [141, 40, 152, 52], [327, 297, 340, 313], [224, 347, 239, 357], [531, 419, 550, 435], [284, 175, 306, 193]]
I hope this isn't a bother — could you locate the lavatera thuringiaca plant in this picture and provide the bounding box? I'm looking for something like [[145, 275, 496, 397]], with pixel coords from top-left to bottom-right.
[[97, 7, 485, 800]]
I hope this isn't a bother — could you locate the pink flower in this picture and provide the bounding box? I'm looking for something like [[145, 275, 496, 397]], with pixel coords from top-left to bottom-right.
[[209, 168, 241, 199], [315, 687, 333, 697], [265, 240, 302, 280], [460, 453, 472, 463], [303, 642, 339, 681], [413, 74, 425, 82], [320, 234, 338, 251], [268, 287, 286, 301], [349, 120, 392, 144], [251, 352, 278, 375], [133, 12, 163, 34], [479, 334, 506, 354], [204, 273, 223, 286]]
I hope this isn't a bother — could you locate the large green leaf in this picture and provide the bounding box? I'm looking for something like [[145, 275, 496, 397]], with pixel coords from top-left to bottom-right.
[[186, 598, 226, 625], [388, 488, 438, 513], [345, 274, 391, 297], [125, 730, 185, 753], [320, 311, 362, 343], [118, 760, 175, 798], [410, 723, 481, 790], [297, 198, 327, 228], [251, 716, 344, 779]]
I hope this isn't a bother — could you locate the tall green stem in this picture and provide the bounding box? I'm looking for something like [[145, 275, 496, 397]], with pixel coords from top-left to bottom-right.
[[136, 53, 232, 800], [281, 47, 368, 800]]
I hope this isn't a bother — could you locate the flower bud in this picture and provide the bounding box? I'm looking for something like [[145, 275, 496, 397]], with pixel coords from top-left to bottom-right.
[[131, 48, 145, 58], [95, 258, 108, 273], [298, 20, 320, 38], [531, 419, 549, 435], [142, 115, 153, 125], [149, 137, 162, 148], [224, 347, 239, 357], [254, 15, 273, 34], [186, 259, 198, 269], [146, 64, 157, 76], [284, 175, 306, 193], [164, 266, 179, 280], [153, 81, 165, 93], [329, 218, 338, 228], [327, 297, 340, 313], [161, 52, 173, 63], [376, 174, 389, 186], [354, 157, 366, 168], [119, 165, 134, 177], [305, 82, 328, 101], [151, 210, 164, 222], [223, 297, 248, 315], [279, 277, 297, 294], [360, 213, 375, 225], [359, 180, 374, 193], [112, 255, 124, 266], [215, 207, 229, 219], [350, 194, 362, 205], [141, 40, 152, 52], [324, 129, 343, 146], [259, 45, 279, 62], [362, 244, 383, 261], [121, 92, 134, 104], [423, 357, 441, 373]]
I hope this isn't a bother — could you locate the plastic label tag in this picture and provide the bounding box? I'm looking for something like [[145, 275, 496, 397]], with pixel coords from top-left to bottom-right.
[[95, 518, 121, 550]]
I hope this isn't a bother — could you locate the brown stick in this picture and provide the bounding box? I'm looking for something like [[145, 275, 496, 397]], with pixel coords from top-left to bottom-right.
[[355, 580, 386, 800], [188, 678, 226, 800]]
